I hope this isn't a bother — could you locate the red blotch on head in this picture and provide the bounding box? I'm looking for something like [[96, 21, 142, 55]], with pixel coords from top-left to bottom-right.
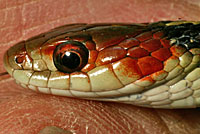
[[95, 46, 127, 66], [135, 75, 155, 85], [128, 47, 149, 58], [41, 44, 57, 60], [85, 41, 96, 50], [118, 38, 140, 49], [88, 50, 98, 64], [140, 39, 162, 52], [81, 63, 96, 72], [138, 56, 163, 76], [112, 57, 143, 80], [160, 39, 171, 48], [95, 37, 125, 51], [170, 45, 186, 57], [152, 48, 172, 61], [135, 32, 153, 42], [153, 31, 164, 39]]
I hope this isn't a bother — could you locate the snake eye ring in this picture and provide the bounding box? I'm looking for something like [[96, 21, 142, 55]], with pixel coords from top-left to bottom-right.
[[53, 41, 89, 73]]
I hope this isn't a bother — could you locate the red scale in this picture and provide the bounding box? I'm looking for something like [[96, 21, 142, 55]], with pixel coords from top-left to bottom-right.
[[140, 39, 162, 52], [137, 56, 163, 76], [127, 47, 149, 58], [151, 48, 171, 61]]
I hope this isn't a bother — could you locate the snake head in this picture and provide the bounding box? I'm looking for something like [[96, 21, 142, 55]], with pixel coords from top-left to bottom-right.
[[3, 24, 92, 90], [3, 22, 200, 108], [3, 23, 145, 95]]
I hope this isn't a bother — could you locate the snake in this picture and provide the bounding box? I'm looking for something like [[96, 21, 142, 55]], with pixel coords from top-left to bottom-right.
[[3, 21, 200, 109]]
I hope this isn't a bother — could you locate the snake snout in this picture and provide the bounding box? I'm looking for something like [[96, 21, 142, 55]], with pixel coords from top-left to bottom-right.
[[3, 41, 33, 76]]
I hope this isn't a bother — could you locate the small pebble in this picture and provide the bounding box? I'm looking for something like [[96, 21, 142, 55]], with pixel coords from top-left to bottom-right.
[[39, 126, 73, 134]]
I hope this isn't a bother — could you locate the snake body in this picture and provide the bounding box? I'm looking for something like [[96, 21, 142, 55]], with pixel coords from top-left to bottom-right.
[[3, 21, 200, 108]]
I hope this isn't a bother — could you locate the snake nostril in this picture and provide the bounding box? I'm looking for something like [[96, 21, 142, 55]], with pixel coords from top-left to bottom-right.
[[15, 55, 25, 64]]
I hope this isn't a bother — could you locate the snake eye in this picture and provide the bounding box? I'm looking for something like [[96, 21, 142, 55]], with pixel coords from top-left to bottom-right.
[[53, 41, 89, 73]]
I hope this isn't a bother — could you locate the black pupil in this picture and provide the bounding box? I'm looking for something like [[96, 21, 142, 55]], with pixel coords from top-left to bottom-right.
[[62, 52, 80, 69]]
